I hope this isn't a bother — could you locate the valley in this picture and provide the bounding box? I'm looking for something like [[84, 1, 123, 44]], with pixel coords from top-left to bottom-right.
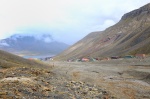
[[0, 2, 150, 99], [48, 57, 150, 99], [1, 53, 149, 99], [55, 3, 150, 61]]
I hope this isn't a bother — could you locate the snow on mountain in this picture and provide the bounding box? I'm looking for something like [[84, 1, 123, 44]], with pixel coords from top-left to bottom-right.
[[0, 34, 69, 56]]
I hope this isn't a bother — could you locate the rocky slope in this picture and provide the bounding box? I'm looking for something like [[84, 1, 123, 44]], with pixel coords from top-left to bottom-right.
[[0, 50, 113, 98], [0, 34, 69, 56], [0, 66, 114, 99], [55, 3, 150, 60]]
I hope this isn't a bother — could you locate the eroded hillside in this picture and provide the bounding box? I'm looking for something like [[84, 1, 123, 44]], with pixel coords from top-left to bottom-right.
[[55, 3, 150, 60]]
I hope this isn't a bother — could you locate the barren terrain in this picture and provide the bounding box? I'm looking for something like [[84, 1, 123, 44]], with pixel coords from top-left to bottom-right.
[[0, 63, 113, 99], [48, 57, 150, 99], [0, 57, 150, 99]]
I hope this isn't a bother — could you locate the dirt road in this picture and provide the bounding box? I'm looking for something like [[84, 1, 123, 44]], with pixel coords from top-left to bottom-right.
[[48, 58, 150, 99]]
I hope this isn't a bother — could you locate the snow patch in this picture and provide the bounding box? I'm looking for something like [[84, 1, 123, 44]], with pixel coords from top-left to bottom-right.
[[10, 34, 23, 40], [0, 42, 9, 46]]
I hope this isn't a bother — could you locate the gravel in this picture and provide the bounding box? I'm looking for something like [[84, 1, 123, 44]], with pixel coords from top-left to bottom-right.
[[0, 67, 115, 99]]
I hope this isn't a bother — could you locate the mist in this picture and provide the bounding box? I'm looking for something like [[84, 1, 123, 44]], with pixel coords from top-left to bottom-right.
[[0, 0, 150, 45]]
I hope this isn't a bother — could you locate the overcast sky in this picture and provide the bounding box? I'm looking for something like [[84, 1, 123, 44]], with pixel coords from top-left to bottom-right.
[[0, 0, 149, 44]]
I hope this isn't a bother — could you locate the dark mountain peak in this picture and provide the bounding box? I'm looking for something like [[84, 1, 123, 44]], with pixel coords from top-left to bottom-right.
[[121, 3, 150, 20]]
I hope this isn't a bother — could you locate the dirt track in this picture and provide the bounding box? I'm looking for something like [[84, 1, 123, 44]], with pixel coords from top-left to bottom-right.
[[49, 58, 150, 99]]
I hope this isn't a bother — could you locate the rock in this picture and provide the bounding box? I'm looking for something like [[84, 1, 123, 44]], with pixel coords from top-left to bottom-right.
[[0, 67, 116, 99], [0, 92, 8, 95], [43, 87, 51, 91], [92, 87, 98, 91], [102, 91, 108, 95], [121, 3, 150, 20], [82, 91, 88, 96]]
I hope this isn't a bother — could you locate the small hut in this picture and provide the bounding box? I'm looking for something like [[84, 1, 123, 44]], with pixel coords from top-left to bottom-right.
[[111, 56, 119, 59], [81, 58, 89, 62], [124, 55, 134, 59], [135, 54, 146, 59]]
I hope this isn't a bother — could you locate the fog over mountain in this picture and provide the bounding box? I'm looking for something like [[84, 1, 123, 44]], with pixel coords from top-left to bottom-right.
[[0, 34, 69, 56], [0, 0, 150, 44]]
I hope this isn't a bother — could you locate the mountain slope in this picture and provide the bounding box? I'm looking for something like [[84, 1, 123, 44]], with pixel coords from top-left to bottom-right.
[[0, 50, 49, 68], [0, 34, 69, 56], [55, 3, 150, 60]]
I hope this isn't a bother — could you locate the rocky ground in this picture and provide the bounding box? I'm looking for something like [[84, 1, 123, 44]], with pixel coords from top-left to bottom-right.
[[0, 66, 114, 99], [0, 57, 150, 99], [48, 57, 150, 99]]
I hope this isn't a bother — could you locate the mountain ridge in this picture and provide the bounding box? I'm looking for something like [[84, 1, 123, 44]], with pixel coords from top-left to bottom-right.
[[55, 3, 150, 60], [121, 3, 150, 20]]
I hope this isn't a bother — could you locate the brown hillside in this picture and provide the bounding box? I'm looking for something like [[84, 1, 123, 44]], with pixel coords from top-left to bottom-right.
[[0, 50, 49, 68], [55, 3, 150, 60]]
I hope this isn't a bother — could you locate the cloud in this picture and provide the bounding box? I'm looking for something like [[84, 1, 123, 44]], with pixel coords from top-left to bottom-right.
[[0, 0, 149, 44]]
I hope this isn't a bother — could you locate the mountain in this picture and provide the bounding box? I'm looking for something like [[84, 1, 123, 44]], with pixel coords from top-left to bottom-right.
[[55, 3, 150, 60], [0, 34, 69, 56]]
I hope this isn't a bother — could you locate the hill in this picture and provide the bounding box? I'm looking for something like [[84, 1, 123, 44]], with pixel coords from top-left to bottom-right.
[[55, 3, 150, 60], [0, 49, 49, 68]]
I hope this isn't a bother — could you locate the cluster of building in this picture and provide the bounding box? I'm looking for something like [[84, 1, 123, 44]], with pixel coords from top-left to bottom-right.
[[38, 57, 53, 61], [27, 57, 53, 61], [67, 54, 147, 62]]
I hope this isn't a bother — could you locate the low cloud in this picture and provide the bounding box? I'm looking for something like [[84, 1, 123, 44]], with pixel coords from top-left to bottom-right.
[[0, 0, 149, 44]]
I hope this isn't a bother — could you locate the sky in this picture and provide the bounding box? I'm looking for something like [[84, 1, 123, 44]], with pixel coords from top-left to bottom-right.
[[0, 0, 149, 45]]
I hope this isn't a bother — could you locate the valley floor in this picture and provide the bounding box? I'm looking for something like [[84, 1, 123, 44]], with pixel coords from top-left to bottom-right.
[[48, 57, 150, 99], [0, 58, 150, 99], [0, 64, 113, 99]]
